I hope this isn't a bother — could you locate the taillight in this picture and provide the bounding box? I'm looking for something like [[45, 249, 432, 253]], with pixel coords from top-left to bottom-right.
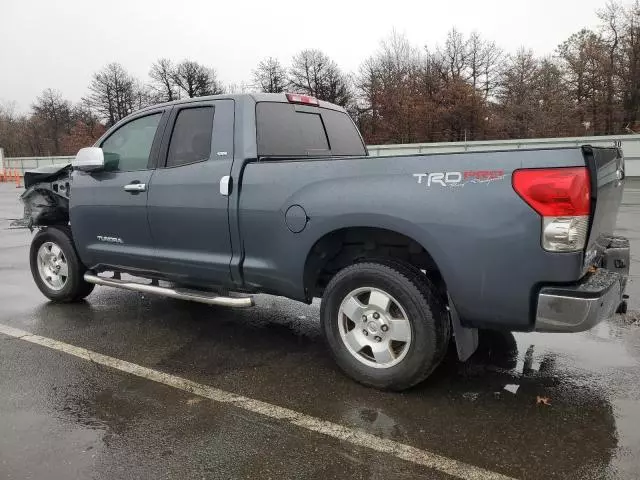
[[286, 93, 320, 106], [513, 167, 591, 252]]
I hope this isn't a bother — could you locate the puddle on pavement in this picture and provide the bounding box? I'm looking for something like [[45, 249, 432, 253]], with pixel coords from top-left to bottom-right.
[[327, 316, 640, 478]]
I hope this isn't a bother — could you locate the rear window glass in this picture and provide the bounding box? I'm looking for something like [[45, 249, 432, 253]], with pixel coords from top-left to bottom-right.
[[256, 102, 365, 158], [321, 108, 366, 156]]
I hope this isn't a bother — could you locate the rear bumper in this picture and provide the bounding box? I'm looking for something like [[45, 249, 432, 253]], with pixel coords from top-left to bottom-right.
[[535, 237, 629, 333]]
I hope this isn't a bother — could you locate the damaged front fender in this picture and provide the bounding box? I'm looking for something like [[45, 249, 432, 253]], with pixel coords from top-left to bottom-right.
[[13, 164, 72, 230]]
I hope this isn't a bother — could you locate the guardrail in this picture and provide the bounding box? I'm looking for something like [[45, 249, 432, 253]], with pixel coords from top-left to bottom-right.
[[0, 149, 74, 176], [2, 134, 640, 176], [368, 134, 640, 177]]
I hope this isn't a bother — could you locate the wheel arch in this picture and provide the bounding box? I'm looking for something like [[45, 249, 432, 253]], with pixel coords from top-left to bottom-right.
[[302, 218, 450, 302]]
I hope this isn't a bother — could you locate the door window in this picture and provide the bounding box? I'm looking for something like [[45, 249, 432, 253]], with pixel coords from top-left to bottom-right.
[[101, 113, 162, 171], [166, 107, 215, 167]]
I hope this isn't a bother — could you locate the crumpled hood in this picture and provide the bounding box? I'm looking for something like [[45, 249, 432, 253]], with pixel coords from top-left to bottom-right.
[[14, 164, 73, 230], [24, 163, 72, 189]]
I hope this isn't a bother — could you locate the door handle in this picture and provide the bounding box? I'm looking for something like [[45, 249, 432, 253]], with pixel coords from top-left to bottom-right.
[[124, 183, 147, 192]]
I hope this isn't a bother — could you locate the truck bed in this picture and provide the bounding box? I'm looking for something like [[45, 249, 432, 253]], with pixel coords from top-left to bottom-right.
[[238, 146, 624, 331]]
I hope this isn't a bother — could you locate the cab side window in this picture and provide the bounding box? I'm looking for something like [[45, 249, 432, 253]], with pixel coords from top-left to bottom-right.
[[101, 113, 162, 171], [166, 107, 215, 167]]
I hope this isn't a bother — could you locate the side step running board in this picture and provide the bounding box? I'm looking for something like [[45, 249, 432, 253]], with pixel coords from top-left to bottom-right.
[[84, 273, 254, 307]]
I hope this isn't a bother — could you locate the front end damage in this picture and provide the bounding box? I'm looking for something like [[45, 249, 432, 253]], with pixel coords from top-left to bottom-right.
[[13, 164, 72, 230]]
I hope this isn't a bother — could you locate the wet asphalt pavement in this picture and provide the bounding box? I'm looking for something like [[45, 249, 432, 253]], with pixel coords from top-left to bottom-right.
[[1, 182, 640, 480]]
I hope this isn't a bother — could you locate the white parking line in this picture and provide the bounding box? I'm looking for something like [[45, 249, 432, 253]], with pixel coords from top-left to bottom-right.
[[0, 323, 516, 480]]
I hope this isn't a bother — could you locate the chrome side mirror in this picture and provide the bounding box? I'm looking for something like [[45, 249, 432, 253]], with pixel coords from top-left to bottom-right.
[[73, 147, 105, 172]]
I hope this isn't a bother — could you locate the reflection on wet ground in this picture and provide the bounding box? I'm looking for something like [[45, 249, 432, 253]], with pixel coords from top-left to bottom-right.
[[1, 183, 640, 479], [4, 290, 637, 479]]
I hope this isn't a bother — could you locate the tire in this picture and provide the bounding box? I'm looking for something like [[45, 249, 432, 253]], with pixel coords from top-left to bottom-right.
[[29, 226, 95, 302], [320, 260, 450, 391]]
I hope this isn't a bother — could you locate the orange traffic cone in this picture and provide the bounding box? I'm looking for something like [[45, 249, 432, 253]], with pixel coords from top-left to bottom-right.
[[15, 169, 22, 188]]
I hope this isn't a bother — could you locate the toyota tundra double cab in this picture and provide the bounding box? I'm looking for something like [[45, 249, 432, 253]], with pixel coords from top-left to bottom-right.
[[19, 93, 630, 390]]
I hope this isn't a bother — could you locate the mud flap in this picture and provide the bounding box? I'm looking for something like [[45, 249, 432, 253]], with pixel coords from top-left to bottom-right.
[[448, 294, 478, 362], [616, 298, 628, 314]]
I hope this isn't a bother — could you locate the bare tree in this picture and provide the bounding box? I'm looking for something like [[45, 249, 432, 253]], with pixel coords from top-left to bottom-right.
[[497, 48, 541, 138], [73, 99, 102, 138], [172, 60, 224, 98], [618, 2, 640, 128], [57, 101, 107, 155], [558, 29, 609, 132], [356, 31, 492, 144], [355, 57, 382, 136], [598, 2, 622, 133], [31, 88, 73, 155], [0, 101, 24, 156], [481, 41, 504, 99], [132, 80, 155, 110], [358, 32, 434, 143], [149, 58, 179, 102], [253, 57, 287, 93], [535, 58, 574, 136], [465, 33, 503, 98], [439, 28, 468, 80], [289, 49, 353, 107], [466, 32, 485, 90], [85, 63, 138, 126]]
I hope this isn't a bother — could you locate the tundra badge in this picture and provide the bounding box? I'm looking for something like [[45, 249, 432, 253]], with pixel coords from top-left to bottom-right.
[[97, 235, 124, 244]]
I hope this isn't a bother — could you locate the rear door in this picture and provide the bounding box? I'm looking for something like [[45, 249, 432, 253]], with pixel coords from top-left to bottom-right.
[[146, 99, 235, 284], [70, 109, 168, 271]]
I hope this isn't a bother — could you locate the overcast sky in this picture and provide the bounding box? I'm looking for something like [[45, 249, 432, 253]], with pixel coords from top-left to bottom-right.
[[1, 0, 610, 112]]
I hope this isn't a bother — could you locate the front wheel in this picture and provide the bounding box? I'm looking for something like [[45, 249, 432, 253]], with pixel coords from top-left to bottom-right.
[[29, 227, 95, 303], [320, 261, 450, 391]]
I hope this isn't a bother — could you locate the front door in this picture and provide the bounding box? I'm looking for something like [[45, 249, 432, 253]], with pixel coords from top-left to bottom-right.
[[70, 110, 168, 272], [146, 99, 235, 285]]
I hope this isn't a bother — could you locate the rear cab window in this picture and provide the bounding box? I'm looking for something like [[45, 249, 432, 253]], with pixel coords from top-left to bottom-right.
[[256, 102, 366, 159]]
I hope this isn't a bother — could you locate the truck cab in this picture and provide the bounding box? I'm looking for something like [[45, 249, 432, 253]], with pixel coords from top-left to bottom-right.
[[69, 94, 366, 289]]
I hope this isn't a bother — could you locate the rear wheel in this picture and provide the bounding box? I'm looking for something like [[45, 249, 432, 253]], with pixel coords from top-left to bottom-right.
[[320, 260, 450, 391], [29, 227, 94, 302]]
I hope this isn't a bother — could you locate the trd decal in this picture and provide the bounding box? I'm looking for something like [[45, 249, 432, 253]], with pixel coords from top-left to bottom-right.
[[413, 170, 505, 187]]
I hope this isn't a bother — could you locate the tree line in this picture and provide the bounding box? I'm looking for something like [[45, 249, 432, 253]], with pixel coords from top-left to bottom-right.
[[2, 1, 640, 157]]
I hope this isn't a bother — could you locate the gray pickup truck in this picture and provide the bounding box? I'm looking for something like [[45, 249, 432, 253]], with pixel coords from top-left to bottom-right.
[[19, 92, 630, 390]]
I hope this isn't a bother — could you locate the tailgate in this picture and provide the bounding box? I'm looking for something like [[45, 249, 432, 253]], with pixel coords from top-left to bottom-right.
[[582, 146, 625, 269]]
